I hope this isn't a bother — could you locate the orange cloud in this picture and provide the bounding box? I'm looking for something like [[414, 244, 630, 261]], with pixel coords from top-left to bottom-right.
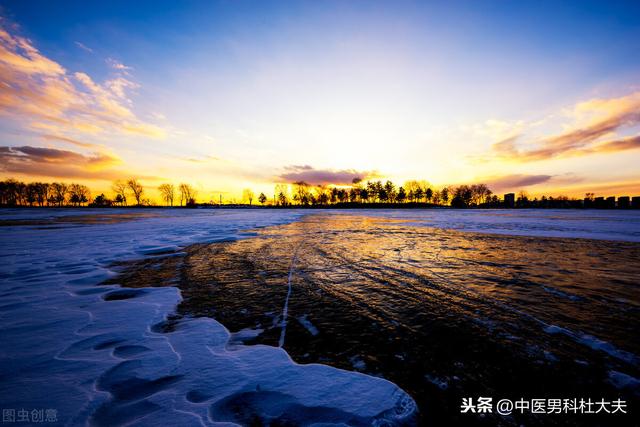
[[491, 92, 640, 162], [0, 19, 165, 140], [0, 145, 123, 179], [41, 134, 99, 148]]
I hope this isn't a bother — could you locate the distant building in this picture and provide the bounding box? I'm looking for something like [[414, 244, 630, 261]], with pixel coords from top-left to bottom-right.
[[594, 197, 605, 208], [632, 197, 640, 209], [606, 196, 616, 208], [504, 193, 515, 208], [618, 196, 630, 209]]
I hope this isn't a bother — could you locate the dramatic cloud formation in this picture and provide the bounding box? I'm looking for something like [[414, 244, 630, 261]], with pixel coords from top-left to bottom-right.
[[0, 19, 164, 139], [492, 92, 640, 161], [278, 165, 379, 185], [0, 145, 122, 179]]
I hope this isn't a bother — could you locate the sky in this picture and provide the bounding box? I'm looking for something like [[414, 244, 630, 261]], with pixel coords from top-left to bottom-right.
[[1, 0, 640, 202]]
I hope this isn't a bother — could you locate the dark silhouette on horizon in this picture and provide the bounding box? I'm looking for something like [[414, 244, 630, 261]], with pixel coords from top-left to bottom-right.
[[0, 177, 638, 209]]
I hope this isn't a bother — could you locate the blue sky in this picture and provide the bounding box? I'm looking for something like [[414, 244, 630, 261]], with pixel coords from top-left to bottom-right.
[[1, 1, 640, 199]]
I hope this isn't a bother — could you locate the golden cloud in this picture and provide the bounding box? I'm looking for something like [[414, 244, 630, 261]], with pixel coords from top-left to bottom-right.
[[491, 91, 640, 162], [0, 19, 165, 140]]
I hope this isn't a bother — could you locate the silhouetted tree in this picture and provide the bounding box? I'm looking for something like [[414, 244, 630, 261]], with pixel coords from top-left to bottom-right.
[[112, 180, 128, 206], [396, 186, 406, 203], [50, 182, 68, 207], [34, 182, 49, 206], [68, 183, 91, 206], [127, 178, 144, 206], [258, 192, 267, 205], [384, 180, 396, 202], [91, 194, 112, 207], [434, 190, 442, 205], [242, 188, 255, 205], [360, 188, 370, 203], [274, 184, 289, 206], [425, 187, 433, 203], [441, 186, 450, 206], [293, 181, 311, 205], [26, 183, 37, 206], [451, 185, 473, 208], [158, 183, 175, 206], [179, 183, 196, 206], [516, 190, 529, 208]]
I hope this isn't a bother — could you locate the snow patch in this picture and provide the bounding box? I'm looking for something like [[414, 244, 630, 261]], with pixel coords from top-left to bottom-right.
[[0, 209, 417, 426]]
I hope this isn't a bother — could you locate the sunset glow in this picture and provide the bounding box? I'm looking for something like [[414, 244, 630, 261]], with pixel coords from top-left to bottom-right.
[[1, 1, 639, 202]]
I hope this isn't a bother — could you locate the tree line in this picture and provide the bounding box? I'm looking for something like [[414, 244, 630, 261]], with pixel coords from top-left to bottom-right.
[[247, 179, 497, 208], [0, 178, 198, 207], [1, 177, 635, 209]]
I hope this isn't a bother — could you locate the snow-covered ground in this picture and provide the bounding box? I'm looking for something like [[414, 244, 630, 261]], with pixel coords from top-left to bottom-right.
[[0, 209, 416, 426], [1, 207, 639, 426]]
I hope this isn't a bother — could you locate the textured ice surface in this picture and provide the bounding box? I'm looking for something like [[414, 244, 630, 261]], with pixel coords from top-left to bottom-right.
[[2, 207, 638, 425], [0, 209, 417, 426], [348, 208, 640, 242]]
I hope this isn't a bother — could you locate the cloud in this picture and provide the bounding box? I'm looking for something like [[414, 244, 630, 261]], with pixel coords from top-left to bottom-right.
[[106, 58, 132, 71], [278, 165, 379, 185], [0, 19, 165, 140], [183, 155, 221, 163], [74, 41, 93, 53], [479, 173, 589, 193], [0, 145, 123, 179], [482, 174, 553, 192], [41, 134, 98, 148], [491, 92, 640, 162]]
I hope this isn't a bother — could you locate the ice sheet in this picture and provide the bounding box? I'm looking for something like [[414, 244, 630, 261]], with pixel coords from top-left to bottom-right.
[[0, 209, 417, 426]]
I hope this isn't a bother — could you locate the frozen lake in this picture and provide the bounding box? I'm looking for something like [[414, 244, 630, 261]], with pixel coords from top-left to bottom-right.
[[1, 208, 639, 426]]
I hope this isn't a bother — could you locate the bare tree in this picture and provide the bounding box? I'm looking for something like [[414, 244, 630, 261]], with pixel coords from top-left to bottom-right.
[[112, 180, 128, 206], [404, 180, 421, 202], [126, 178, 144, 206], [274, 184, 289, 206], [26, 183, 37, 206], [179, 183, 196, 206], [292, 181, 310, 205], [68, 183, 91, 206], [49, 182, 68, 207], [242, 188, 255, 205], [158, 183, 175, 206], [33, 182, 49, 206]]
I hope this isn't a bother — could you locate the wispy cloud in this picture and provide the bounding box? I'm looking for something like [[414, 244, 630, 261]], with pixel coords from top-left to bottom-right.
[[41, 134, 99, 148], [106, 57, 132, 71], [278, 165, 379, 185], [491, 92, 640, 162], [477, 173, 589, 193], [182, 155, 221, 163], [0, 19, 165, 140], [74, 41, 93, 53], [482, 174, 553, 192]]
